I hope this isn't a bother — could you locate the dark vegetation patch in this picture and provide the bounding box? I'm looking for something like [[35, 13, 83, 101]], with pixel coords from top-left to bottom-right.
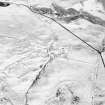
[[0, 2, 10, 7]]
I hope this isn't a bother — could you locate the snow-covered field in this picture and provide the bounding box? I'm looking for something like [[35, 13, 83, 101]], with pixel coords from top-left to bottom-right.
[[0, 0, 105, 105]]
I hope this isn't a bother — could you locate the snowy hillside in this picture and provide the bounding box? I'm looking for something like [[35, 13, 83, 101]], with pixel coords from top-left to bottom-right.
[[0, 0, 105, 105]]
